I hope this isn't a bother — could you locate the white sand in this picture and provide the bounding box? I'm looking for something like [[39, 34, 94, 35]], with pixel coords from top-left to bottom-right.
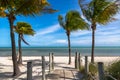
[[0, 56, 120, 80]]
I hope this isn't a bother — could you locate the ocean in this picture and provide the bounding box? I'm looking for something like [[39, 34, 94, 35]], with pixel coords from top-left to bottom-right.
[[0, 47, 120, 56]]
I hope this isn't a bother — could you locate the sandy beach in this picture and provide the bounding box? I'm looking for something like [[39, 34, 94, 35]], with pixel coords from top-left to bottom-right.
[[0, 56, 120, 80]]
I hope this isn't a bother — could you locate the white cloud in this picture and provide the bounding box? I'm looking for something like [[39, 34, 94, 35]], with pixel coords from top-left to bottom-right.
[[95, 35, 120, 46], [71, 38, 91, 46], [25, 35, 55, 46], [55, 39, 67, 44], [25, 24, 67, 46], [71, 30, 91, 37], [114, 13, 120, 19], [96, 29, 120, 36], [35, 24, 60, 36], [81, 14, 86, 20]]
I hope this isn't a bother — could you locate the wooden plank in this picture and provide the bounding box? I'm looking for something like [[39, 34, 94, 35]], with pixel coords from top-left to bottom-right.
[[46, 69, 61, 80], [85, 56, 89, 79], [78, 53, 81, 71], [42, 56, 46, 80], [27, 61, 32, 80], [64, 70, 74, 79], [75, 52, 78, 69], [46, 69, 80, 80], [52, 53, 54, 70], [98, 62, 105, 80], [49, 53, 52, 72]]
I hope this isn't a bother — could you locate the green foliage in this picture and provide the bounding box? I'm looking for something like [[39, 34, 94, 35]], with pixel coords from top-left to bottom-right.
[[79, 0, 120, 25], [58, 10, 89, 32], [106, 60, 120, 80], [15, 22, 35, 35], [79, 65, 85, 74], [15, 22, 35, 45], [0, 0, 56, 17], [80, 63, 98, 80], [89, 63, 98, 76]]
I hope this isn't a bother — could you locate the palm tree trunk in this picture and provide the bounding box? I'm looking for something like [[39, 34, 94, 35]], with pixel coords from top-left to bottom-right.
[[91, 24, 96, 63], [91, 29, 95, 63], [8, 14, 20, 76], [67, 32, 71, 64], [18, 34, 22, 65]]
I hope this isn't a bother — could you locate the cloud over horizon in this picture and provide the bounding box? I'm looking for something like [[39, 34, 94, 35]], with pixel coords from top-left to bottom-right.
[[35, 24, 61, 36]]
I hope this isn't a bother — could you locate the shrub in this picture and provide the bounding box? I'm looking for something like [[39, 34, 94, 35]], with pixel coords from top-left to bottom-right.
[[79, 65, 85, 74], [89, 63, 98, 76], [106, 60, 120, 80], [81, 63, 98, 80]]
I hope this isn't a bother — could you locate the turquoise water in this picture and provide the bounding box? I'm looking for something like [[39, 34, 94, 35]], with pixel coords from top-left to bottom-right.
[[0, 47, 120, 56]]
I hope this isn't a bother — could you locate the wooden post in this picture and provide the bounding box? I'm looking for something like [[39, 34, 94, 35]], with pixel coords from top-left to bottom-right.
[[42, 56, 46, 80], [78, 53, 81, 71], [27, 61, 32, 80], [52, 53, 54, 70], [85, 56, 88, 79], [98, 62, 105, 80], [75, 52, 78, 69], [49, 53, 52, 72]]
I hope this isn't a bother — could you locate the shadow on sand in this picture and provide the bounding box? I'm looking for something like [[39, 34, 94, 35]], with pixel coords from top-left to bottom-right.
[[0, 72, 13, 79]]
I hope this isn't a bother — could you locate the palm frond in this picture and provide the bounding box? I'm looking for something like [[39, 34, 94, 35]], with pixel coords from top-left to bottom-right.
[[21, 35, 29, 45], [78, 0, 91, 21], [41, 8, 58, 14], [58, 15, 66, 29], [0, 8, 7, 17], [15, 0, 56, 16], [15, 22, 35, 35], [0, 0, 10, 7], [73, 17, 90, 30], [66, 11, 89, 31], [58, 10, 89, 32], [79, 0, 120, 25], [96, 2, 119, 24]]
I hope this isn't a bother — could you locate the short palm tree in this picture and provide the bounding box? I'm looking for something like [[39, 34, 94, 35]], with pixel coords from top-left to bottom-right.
[[79, 0, 120, 63], [58, 10, 89, 64], [0, 0, 56, 76], [15, 22, 35, 65]]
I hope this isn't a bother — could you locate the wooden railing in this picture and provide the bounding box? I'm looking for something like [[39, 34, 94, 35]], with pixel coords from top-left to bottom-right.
[[27, 53, 54, 80], [74, 52, 88, 79], [74, 52, 118, 80], [98, 62, 117, 80], [27, 52, 118, 80]]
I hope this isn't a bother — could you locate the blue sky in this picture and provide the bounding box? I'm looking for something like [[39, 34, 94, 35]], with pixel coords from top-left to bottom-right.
[[0, 0, 120, 47]]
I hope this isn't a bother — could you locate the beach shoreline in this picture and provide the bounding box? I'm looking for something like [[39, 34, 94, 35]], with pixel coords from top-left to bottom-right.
[[0, 56, 120, 80]]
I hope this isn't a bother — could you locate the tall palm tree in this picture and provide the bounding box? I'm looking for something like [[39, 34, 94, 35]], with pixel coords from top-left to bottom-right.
[[78, 0, 120, 63], [58, 10, 89, 64], [14, 22, 35, 65], [0, 0, 56, 76]]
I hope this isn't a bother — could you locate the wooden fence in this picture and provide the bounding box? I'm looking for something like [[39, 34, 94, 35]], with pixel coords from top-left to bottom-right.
[[27, 52, 117, 80], [74, 52, 117, 80], [98, 62, 117, 80], [27, 53, 54, 80]]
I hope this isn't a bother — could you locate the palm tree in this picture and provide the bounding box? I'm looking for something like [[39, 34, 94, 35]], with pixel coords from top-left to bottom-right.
[[58, 10, 89, 64], [78, 0, 120, 63], [14, 22, 35, 65], [0, 0, 56, 76]]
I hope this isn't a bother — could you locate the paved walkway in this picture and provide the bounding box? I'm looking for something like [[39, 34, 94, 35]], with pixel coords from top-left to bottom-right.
[[46, 69, 83, 80]]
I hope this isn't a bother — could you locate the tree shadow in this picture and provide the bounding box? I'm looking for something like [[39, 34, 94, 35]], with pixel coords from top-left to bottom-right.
[[75, 71, 84, 80], [13, 59, 50, 79], [23, 59, 50, 68], [0, 72, 13, 79], [54, 62, 67, 67]]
